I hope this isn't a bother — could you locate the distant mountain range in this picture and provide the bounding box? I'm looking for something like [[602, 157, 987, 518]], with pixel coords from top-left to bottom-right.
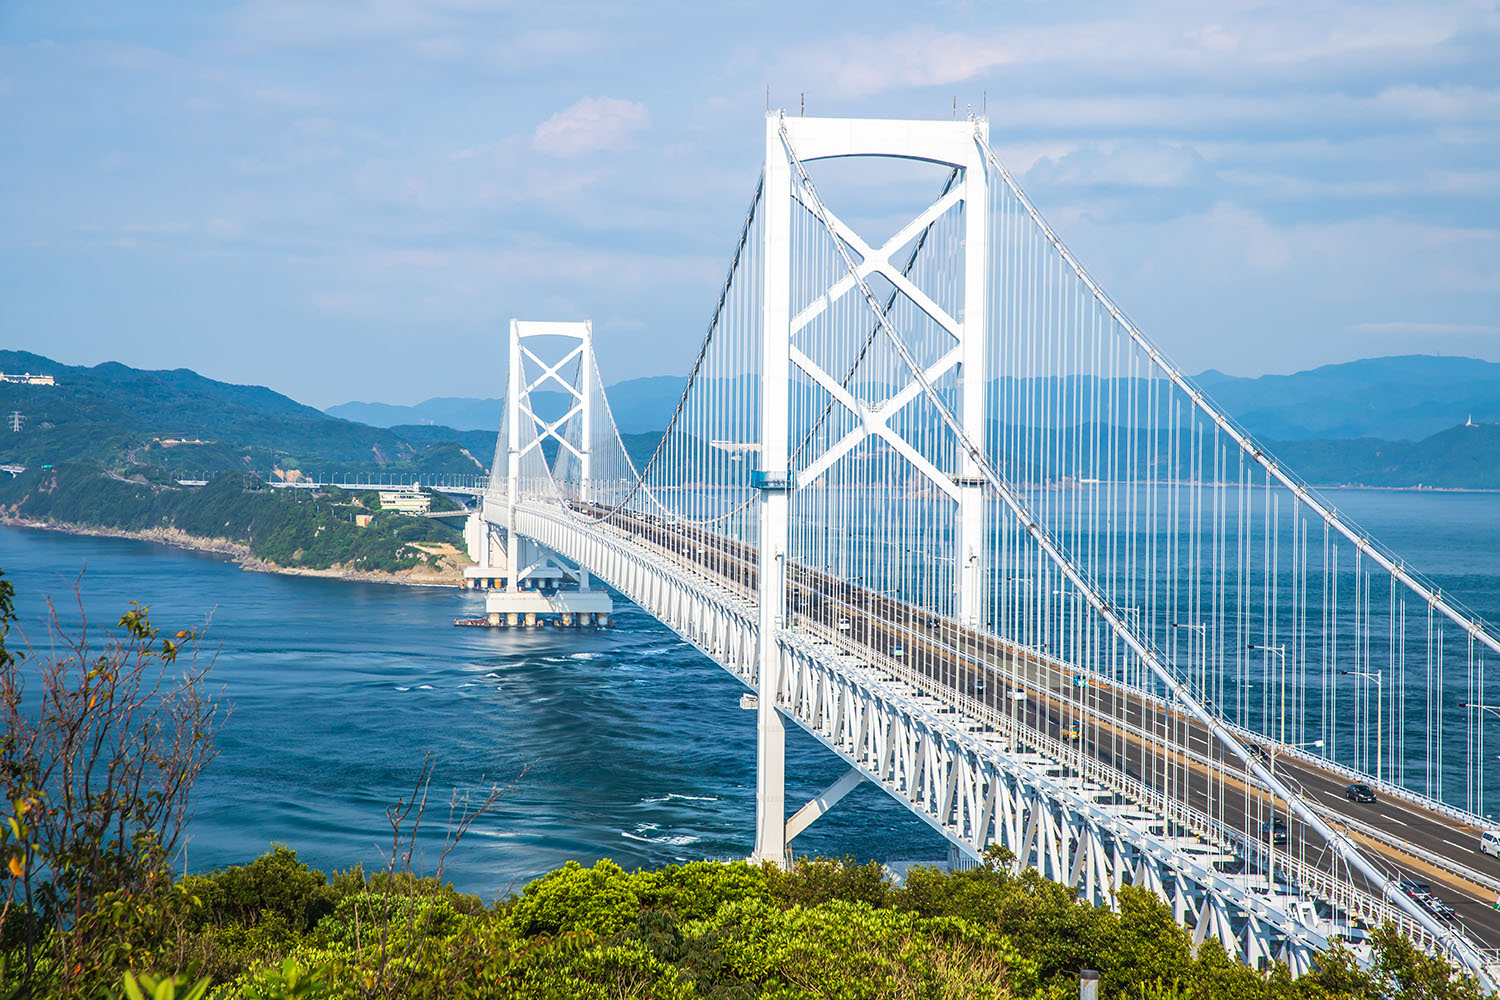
[[324, 396, 506, 432], [329, 355, 1500, 444], [326, 375, 688, 435], [4, 350, 1499, 489], [1194, 354, 1500, 441]]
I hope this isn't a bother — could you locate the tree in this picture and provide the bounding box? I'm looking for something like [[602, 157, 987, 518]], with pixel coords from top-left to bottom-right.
[[0, 576, 223, 994]]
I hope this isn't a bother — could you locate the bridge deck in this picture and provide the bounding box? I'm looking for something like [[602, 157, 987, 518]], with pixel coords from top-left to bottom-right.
[[573, 501, 1500, 953]]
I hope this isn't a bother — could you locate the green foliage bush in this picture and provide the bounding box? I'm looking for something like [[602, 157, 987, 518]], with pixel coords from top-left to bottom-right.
[[183, 847, 339, 937], [7, 846, 1489, 999], [145, 853, 1500, 997]]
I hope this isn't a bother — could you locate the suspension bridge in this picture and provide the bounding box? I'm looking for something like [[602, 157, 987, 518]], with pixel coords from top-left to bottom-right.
[[464, 114, 1500, 986]]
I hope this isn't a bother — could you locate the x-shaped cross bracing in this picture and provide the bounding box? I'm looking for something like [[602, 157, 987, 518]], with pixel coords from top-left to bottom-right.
[[518, 343, 587, 462], [790, 184, 964, 339], [788, 181, 967, 500]]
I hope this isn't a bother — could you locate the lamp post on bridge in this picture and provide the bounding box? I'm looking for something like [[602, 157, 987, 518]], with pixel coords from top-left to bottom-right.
[[1173, 623, 1207, 815], [1052, 588, 1089, 766], [1265, 737, 1323, 895], [1341, 669, 1384, 784], [1462, 704, 1500, 817], [1248, 643, 1288, 748], [1172, 622, 1208, 696]]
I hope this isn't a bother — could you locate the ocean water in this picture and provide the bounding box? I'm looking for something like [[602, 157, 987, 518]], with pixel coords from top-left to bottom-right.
[[0, 525, 944, 901], [1, 487, 1497, 900]]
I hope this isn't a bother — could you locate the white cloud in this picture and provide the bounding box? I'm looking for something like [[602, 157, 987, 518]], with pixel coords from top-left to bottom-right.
[[1215, 170, 1402, 200], [1373, 85, 1500, 122], [770, 4, 1499, 101], [1026, 141, 1210, 190], [532, 96, 650, 157]]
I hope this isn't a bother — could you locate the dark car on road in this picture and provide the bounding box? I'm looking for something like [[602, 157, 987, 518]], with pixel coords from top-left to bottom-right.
[[1261, 818, 1289, 845], [1345, 783, 1377, 803], [1398, 879, 1456, 919], [1248, 744, 1272, 766]]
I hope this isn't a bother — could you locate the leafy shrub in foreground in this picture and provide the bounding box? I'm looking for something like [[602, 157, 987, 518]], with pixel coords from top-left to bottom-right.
[[68, 849, 1488, 1000]]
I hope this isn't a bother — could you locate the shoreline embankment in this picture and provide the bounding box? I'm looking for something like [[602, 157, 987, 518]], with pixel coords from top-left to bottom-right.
[[0, 516, 465, 588]]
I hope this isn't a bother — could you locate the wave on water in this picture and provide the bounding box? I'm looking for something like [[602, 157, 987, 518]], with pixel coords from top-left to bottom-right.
[[621, 823, 700, 847], [394, 686, 410, 692], [642, 793, 719, 804], [570, 652, 600, 660]]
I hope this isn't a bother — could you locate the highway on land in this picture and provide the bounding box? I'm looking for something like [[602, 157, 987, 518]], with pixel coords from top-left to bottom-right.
[[572, 502, 1500, 951]]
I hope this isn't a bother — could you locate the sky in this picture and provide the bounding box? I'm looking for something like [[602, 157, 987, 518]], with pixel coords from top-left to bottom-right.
[[2, 0, 1498, 408]]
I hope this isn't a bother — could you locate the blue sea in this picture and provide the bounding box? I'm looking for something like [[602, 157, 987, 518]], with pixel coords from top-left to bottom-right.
[[0, 523, 944, 900], [1, 487, 1497, 900]]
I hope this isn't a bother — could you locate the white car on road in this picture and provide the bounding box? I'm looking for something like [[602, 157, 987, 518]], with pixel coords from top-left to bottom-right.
[[1481, 829, 1500, 858]]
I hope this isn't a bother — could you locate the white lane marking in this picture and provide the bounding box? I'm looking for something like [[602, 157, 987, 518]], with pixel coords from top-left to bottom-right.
[[1383, 816, 1409, 827], [1442, 839, 1469, 851]]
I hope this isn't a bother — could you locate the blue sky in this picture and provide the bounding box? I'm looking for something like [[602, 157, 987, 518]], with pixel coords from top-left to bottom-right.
[[2, 1, 1498, 407]]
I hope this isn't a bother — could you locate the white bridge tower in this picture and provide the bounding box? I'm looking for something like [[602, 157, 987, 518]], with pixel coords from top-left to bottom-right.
[[753, 115, 992, 863], [463, 319, 613, 628]]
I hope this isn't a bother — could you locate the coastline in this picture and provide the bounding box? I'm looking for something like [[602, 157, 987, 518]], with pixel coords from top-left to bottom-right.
[[0, 515, 464, 588]]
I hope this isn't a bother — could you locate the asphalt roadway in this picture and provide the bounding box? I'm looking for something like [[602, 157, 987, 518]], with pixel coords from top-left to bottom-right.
[[574, 503, 1500, 953]]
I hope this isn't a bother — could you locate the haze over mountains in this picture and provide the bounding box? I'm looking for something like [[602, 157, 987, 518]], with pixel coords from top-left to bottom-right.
[[327, 375, 685, 435], [4, 350, 1499, 488], [1193, 355, 1500, 441], [328, 356, 1500, 445]]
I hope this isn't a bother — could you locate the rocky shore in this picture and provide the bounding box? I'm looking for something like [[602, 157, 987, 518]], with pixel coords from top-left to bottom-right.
[[0, 515, 465, 588]]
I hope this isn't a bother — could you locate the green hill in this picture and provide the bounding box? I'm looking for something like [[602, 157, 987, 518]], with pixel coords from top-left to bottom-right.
[[0, 465, 462, 573], [0, 351, 490, 478], [4, 350, 1498, 491]]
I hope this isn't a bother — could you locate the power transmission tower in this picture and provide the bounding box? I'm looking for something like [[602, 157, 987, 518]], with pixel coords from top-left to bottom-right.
[[7, 411, 23, 433]]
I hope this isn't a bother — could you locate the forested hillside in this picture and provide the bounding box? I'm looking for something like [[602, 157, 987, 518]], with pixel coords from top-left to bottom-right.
[[0, 351, 488, 479], [0, 466, 463, 573]]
